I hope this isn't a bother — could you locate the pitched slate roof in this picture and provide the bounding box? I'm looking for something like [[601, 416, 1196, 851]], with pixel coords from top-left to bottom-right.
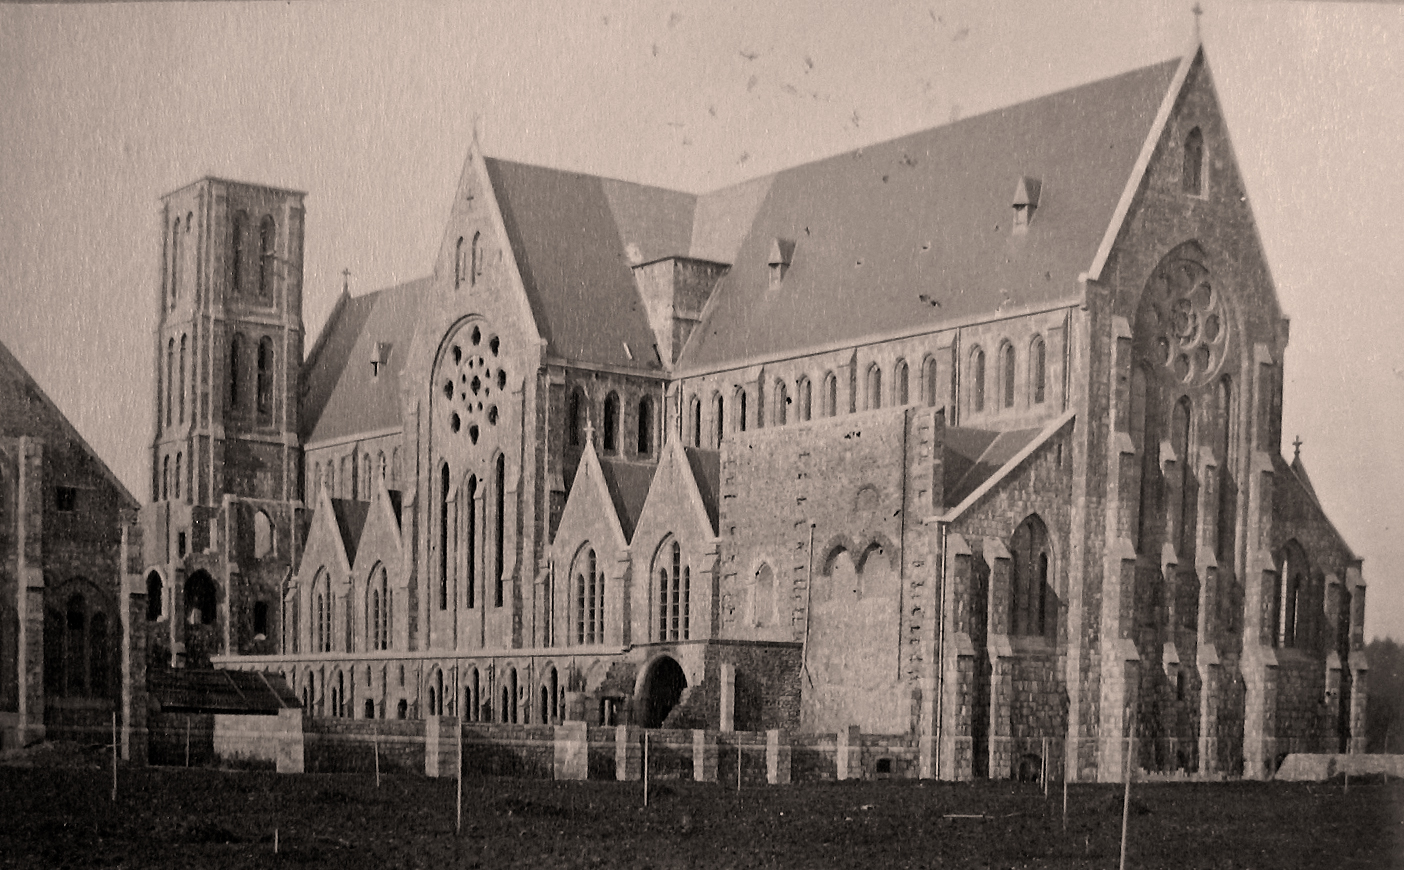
[[302, 276, 427, 445], [329, 498, 371, 565], [484, 157, 695, 371], [682, 447, 721, 532], [942, 426, 1047, 509], [680, 58, 1181, 370], [148, 668, 297, 714], [596, 458, 656, 541]]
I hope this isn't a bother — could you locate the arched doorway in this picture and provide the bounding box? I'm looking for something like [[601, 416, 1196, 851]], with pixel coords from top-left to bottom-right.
[[637, 656, 687, 728]]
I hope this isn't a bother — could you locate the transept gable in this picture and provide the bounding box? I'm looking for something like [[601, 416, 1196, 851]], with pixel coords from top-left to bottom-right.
[[554, 440, 629, 555], [297, 486, 355, 583], [346, 476, 403, 579], [632, 438, 718, 545]]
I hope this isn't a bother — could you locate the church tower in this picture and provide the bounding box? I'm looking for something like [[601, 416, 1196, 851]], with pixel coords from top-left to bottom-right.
[[142, 178, 306, 667]]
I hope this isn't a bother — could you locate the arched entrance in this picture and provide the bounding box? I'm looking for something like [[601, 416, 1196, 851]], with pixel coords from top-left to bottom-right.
[[637, 656, 687, 728]]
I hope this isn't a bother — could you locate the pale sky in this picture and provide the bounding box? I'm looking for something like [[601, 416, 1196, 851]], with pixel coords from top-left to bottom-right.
[[2, 1, 1401, 639]]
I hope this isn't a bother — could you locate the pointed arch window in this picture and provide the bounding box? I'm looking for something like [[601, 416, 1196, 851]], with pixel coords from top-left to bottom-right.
[[1000, 342, 1016, 409], [470, 231, 483, 286], [1183, 127, 1205, 196], [970, 347, 986, 413], [773, 380, 788, 426], [797, 377, 812, 421], [822, 372, 838, 417], [689, 395, 702, 447], [256, 337, 273, 419], [229, 333, 243, 409], [733, 386, 748, 432], [164, 338, 174, 429], [178, 334, 187, 424], [162, 456, 170, 501], [253, 510, 273, 558], [231, 211, 246, 294], [923, 356, 939, 407], [174, 453, 182, 501], [465, 474, 477, 609], [603, 392, 620, 452], [454, 236, 466, 288], [1010, 515, 1052, 637], [568, 387, 586, 446], [894, 360, 909, 406], [494, 453, 505, 607], [1030, 336, 1046, 404], [258, 215, 276, 297], [712, 393, 725, 446], [657, 541, 689, 641], [171, 218, 181, 305], [1172, 395, 1194, 555], [866, 364, 882, 411], [637, 395, 654, 455], [1216, 377, 1235, 562], [576, 548, 599, 644], [438, 463, 450, 610]]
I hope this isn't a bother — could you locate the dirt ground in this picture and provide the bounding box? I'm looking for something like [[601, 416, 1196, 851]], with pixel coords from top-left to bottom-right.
[[2, 743, 1401, 869]]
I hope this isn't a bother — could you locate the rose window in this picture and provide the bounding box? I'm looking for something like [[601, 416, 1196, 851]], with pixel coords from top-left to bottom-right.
[[439, 324, 506, 444], [1140, 257, 1228, 387]]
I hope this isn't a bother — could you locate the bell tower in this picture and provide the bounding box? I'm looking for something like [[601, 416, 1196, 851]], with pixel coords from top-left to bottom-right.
[[143, 178, 306, 666]]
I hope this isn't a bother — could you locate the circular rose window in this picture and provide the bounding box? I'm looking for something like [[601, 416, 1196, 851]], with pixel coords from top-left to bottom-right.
[[439, 322, 506, 444], [1140, 256, 1229, 386]]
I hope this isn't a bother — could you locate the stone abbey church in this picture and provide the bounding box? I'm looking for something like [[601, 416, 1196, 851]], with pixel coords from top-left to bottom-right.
[[133, 46, 1366, 782]]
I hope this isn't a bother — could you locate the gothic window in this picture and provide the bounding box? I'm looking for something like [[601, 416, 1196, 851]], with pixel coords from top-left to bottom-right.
[[465, 474, 477, 609], [171, 218, 180, 305], [568, 387, 586, 446], [1172, 395, 1193, 555], [369, 565, 390, 651], [603, 392, 620, 452], [253, 510, 273, 558], [894, 360, 909, 406], [734, 386, 748, 432], [467, 668, 481, 721], [229, 333, 243, 408], [326, 461, 336, 499], [494, 453, 506, 607], [1275, 543, 1311, 649], [178, 334, 187, 423], [1216, 377, 1235, 562], [866, 364, 882, 411], [656, 541, 689, 641], [542, 561, 554, 646], [1030, 336, 1046, 404], [1131, 366, 1152, 553], [823, 372, 837, 417], [256, 337, 273, 419], [712, 393, 724, 446], [259, 216, 275, 297], [253, 601, 268, 639], [970, 347, 986, 412], [689, 395, 702, 447], [146, 571, 163, 621], [773, 380, 788, 426], [454, 236, 465, 288], [922, 356, 939, 407], [439, 463, 449, 610], [1000, 342, 1016, 409], [63, 594, 87, 696], [1183, 127, 1204, 196], [576, 548, 598, 644], [1009, 515, 1052, 637], [174, 453, 182, 500], [378, 450, 387, 482], [361, 454, 371, 498], [637, 395, 653, 455], [797, 377, 812, 421], [185, 571, 216, 627], [340, 455, 349, 498], [471, 231, 483, 286], [161, 456, 170, 501], [231, 211, 246, 294]]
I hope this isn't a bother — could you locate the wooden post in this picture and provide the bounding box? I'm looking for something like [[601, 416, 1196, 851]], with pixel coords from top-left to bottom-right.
[[1119, 735, 1133, 870], [1042, 737, 1049, 797], [455, 719, 464, 833], [737, 743, 742, 792], [643, 732, 650, 807], [374, 727, 381, 788], [1062, 775, 1068, 830], [274, 828, 278, 854], [110, 712, 118, 802]]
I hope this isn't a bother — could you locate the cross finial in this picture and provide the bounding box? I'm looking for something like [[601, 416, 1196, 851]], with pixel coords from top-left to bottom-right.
[[583, 418, 595, 447], [341, 267, 351, 294], [1192, 3, 1203, 42], [1292, 434, 1303, 461]]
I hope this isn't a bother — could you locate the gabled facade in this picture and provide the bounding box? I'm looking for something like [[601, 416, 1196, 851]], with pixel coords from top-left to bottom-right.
[[144, 45, 1366, 781]]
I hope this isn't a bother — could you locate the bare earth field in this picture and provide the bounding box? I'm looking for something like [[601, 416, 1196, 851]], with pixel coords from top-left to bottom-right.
[[2, 745, 1401, 870]]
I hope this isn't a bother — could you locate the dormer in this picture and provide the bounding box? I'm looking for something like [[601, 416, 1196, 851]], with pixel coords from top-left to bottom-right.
[[370, 341, 392, 379], [767, 237, 796, 287], [1012, 176, 1042, 235]]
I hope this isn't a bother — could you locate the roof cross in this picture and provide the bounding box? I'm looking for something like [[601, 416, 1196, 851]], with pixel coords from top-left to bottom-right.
[[341, 267, 351, 294], [1192, 3, 1203, 42], [583, 418, 595, 448], [1292, 434, 1303, 462]]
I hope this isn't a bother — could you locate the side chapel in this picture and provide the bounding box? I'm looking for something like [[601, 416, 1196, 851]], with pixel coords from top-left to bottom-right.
[[138, 45, 1367, 781]]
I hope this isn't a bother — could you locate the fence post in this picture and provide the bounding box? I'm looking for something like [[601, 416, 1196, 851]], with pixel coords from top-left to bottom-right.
[[767, 729, 791, 786]]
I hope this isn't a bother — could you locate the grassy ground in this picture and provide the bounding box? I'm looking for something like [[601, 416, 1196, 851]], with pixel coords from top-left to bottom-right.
[[2, 743, 1400, 869]]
